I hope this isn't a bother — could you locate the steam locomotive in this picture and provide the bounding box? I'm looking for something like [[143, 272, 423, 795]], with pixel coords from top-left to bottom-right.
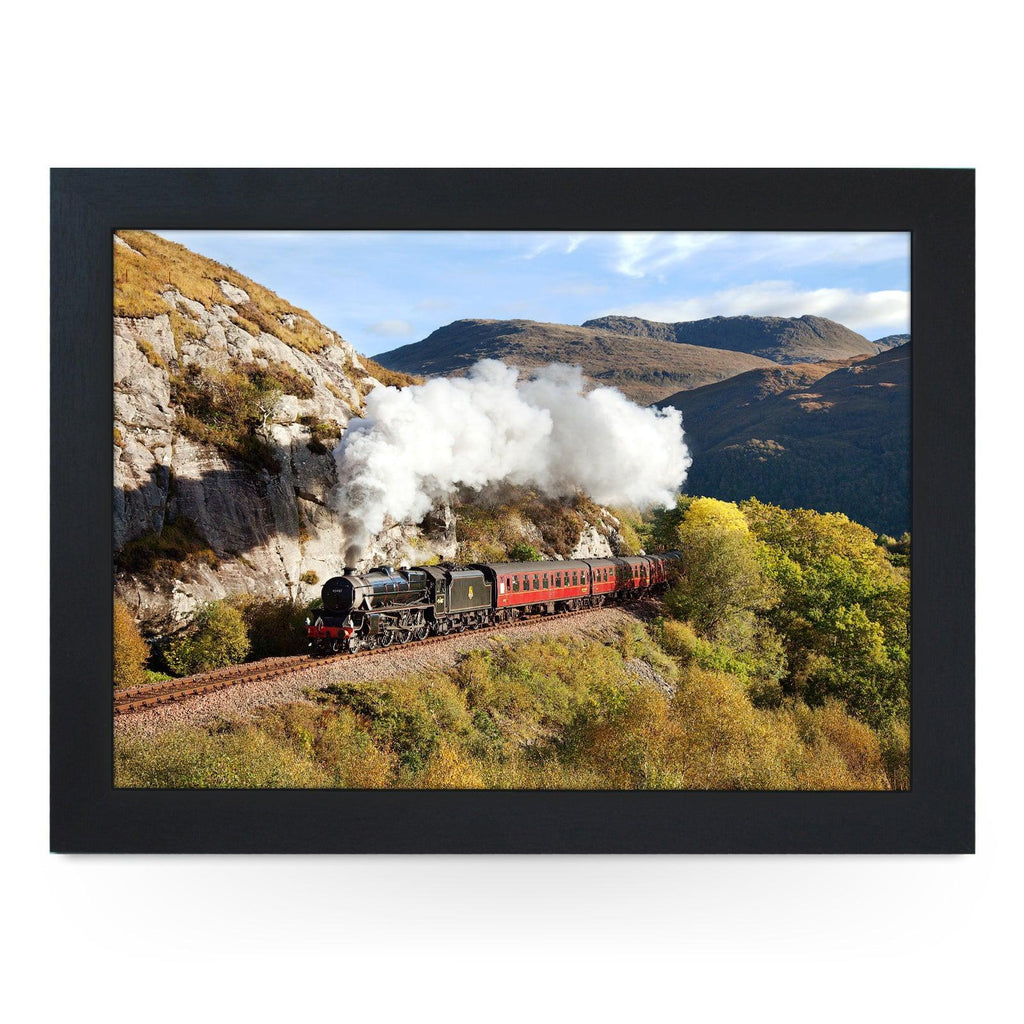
[[306, 552, 681, 653]]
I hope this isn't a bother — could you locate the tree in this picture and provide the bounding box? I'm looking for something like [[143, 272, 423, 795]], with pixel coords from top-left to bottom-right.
[[740, 499, 910, 726], [165, 601, 251, 676], [665, 498, 773, 637], [114, 598, 149, 689]]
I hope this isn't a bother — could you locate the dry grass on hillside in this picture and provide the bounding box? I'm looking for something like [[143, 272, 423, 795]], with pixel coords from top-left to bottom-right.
[[115, 230, 336, 354], [357, 355, 423, 391]]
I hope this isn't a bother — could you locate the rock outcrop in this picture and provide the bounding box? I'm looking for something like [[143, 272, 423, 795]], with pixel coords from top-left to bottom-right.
[[114, 232, 455, 633]]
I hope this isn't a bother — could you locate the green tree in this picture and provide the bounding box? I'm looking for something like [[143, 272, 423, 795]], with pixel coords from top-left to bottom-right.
[[741, 499, 910, 726], [665, 498, 773, 636], [165, 601, 251, 675]]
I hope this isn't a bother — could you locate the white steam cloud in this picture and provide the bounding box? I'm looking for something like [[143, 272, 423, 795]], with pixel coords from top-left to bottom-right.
[[333, 360, 691, 564]]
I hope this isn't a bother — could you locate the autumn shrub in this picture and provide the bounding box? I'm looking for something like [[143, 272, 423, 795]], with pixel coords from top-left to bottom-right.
[[114, 724, 326, 788], [409, 739, 486, 789], [116, 517, 219, 579], [506, 541, 541, 561], [320, 679, 445, 773], [879, 718, 911, 790], [312, 709, 396, 787], [558, 680, 676, 788], [170, 360, 298, 471], [299, 416, 341, 454], [113, 598, 149, 689], [234, 595, 312, 660], [608, 506, 647, 555], [660, 618, 699, 661], [164, 601, 250, 675], [117, 620, 900, 792]]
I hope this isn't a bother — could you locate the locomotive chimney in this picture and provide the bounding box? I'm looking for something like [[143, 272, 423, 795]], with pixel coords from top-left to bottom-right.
[[343, 566, 357, 575]]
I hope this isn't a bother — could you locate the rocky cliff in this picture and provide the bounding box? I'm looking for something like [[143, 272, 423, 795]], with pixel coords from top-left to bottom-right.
[[113, 231, 455, 634]]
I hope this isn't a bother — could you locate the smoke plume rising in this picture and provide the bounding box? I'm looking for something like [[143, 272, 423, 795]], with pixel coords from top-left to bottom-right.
[[333, 360, 691, 564]]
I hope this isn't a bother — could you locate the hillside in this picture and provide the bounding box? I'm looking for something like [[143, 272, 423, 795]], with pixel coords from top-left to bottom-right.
[[114, 230, 443, 633], [373, 318, 775, 403], [582, 314, 877, 364], [872, 333, 910, 352], [656, 345, 910, 535]]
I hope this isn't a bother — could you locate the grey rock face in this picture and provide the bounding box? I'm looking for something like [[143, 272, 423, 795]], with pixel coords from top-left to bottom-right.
[[114, 293, 454, 634]]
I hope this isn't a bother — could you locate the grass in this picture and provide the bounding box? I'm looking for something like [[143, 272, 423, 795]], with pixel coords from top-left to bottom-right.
[[115, 230, 339, 355], [357, 356, 423, 390], [115, 621, 904, 790], [135, 338, 166, 370]]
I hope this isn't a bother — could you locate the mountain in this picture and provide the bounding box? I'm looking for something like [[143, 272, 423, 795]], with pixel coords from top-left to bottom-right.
[[657, 345, 910, 536], [373, 318, 776, 404], [872, 333, 910, 353], [582, 314, 878, 365]]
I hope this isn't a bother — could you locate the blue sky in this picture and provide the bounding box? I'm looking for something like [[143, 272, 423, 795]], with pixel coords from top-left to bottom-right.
[[157, 230, 910, 357]]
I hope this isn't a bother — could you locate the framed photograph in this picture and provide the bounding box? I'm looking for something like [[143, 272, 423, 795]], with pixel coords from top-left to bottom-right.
[[51, 168, 973, 852]]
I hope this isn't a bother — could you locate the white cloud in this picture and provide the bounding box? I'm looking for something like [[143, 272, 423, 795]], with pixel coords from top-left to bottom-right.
[[612, 232, 727, 277], [521, 233, 594, 260], [609, 231, 909, 279], [616, 281, 910, 335], [367, 319, 414, 337]]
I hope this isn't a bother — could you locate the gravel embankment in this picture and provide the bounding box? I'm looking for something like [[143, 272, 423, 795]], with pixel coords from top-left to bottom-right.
[[115, 607, 641, 739]]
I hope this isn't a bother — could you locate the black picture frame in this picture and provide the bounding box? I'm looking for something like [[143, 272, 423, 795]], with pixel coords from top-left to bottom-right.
[[51, 168, 974, 853]]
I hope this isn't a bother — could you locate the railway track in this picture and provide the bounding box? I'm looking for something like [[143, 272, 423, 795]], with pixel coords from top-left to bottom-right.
[[112, 605, 603, 715]]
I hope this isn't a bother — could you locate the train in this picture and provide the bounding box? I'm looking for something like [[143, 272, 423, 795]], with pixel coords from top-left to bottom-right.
[[306, 552, 681, 653]]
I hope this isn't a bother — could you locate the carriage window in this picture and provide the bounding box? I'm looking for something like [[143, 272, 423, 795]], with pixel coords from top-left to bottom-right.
[[555, 572, 561, 587], [522, 576, 529, 591], [543, 573, 549, 588], [513, 577, 519, 592], [533, 575, 540, 589]]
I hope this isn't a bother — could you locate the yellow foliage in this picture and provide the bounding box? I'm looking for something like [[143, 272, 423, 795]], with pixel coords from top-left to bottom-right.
[[681, 497, 751, 537], [113, 598, 149, 689], [413, 739, 486, 789], [315, 710, 395, 788]]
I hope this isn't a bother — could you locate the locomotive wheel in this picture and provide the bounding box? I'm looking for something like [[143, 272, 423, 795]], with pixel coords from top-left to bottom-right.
[[413, 624, 428, 641], [380, 631, 393, 647]]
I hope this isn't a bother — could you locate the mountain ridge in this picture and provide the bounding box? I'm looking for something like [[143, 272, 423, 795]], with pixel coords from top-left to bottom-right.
[[581, 313, 877, 364], [374, 318, 777, 404], [657, 345, 910, 535]]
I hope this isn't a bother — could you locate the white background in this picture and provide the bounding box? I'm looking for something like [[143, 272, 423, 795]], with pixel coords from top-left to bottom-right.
[[2, 3, 1018, 1020]]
